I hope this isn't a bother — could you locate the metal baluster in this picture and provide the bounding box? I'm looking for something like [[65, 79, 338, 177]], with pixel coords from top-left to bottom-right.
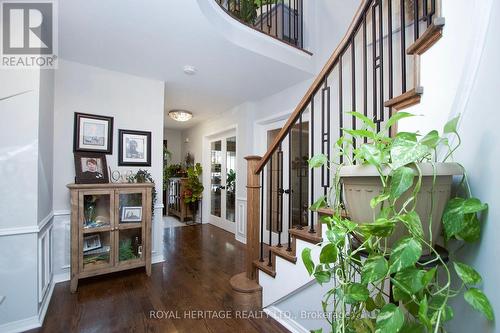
[[275, 0, 278, 38], [423, 0, 429, 26], [378, 0, 384, 124], [351, 39, 357, 162], [297, 114, 304, 230], [339, 59, 344, 163], [299, 0, 304, 47], [288, 0, 291, 42], [268, 158, 273, 266], [363, 16, 368, 144], [277, 144, 283, 247], [309, 98, 315, 234], [321, 80, 330, 195], [281, 0, 285, 42], [260, 171, 264, 262], [372, 4, 378, 128], [388, 0, 394, 120], [294, 0, 299, 45], [401, 0, 407, 93], [288, 128, 293, 238], [414, 0, 419, 41]]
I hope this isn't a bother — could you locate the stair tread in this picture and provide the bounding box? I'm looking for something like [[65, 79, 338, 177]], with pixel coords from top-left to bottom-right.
[[270, 245, 297, 263], [253, 259, 276, 278], [289, 227, 322, 244], [407, 20, 444, 55]]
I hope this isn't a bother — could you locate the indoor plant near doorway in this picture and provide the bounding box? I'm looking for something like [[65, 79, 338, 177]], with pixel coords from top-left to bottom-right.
[[183, 163, 204, 222], [303, 112, 492, 332]]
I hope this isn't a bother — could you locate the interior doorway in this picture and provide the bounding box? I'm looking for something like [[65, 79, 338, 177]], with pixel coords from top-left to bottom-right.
[[206, 131, 237, 233]]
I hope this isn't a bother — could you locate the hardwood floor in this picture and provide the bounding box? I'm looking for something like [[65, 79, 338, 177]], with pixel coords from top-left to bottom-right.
[[31, 224, 289, 333]]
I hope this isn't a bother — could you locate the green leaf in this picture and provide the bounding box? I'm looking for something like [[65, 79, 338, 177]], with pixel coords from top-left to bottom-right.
[[390, 136, 430, 169], [302, 248, 315, 276], [390, 167, 415, 201], [457, 214, 481, 242], [444, 115, 460, 134], [418, 296, 431, 331], [326, 228, 346, 246], [385, 112, 416, 130], [365, 297, 377, 312], [399, 322, 425, 333], [454, 262, 482, 285], [420, 130, 440, 149], [359, 218, 396, 237], [389, 237, 422, 273], [310, 196, 327, 211], [375, 304, 404, 333], [309, 154, 328, 168], [344, 129, 377, 141], [463, 198, 488, 214], [344, 283, 370, 304], [370, 193, 390, 209], [313, 269, 331, 285], [464, 288, 494, 321], [374, 292, 386, 309], [422, 267, 437, 287], [348, 111, 376, 129], [392, 268, 425, 301], [361, 255, 389, 285], [398, 211, 424, 239], [319, 244, 338, 264], [357, 144, 385, 166], [443, 197, 487, 240], [442, 197, 466, 239], [310, 330, 323, 333]]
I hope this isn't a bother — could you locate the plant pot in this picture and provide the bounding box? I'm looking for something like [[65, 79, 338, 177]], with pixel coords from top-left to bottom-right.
[[339, 163, 463, 248]]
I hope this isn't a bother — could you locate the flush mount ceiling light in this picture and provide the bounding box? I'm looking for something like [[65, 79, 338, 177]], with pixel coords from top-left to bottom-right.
[[183, 65, 197, 75], [169, 110, 193, 122]]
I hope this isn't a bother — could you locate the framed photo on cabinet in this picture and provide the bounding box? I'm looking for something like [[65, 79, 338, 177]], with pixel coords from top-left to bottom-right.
[[73, 112, 114, 154], [118, 129, 152, 166], [74, 152, 109, 184]]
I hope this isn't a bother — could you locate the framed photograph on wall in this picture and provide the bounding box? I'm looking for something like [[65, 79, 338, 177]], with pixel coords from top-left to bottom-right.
[[118, 129, 152, 166], [74, 112, 114, 154], [74, 152, 109, 184]]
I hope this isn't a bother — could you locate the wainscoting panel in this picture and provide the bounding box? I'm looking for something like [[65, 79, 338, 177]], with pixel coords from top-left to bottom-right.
[[236, 198, 247, 244]]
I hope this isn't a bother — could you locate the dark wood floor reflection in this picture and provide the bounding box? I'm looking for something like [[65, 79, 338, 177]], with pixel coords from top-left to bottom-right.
[[31, 224, 289, 333]]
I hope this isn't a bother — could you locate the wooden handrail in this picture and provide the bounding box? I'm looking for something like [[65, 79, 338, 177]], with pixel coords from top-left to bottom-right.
[[255, 0, 373, 174]]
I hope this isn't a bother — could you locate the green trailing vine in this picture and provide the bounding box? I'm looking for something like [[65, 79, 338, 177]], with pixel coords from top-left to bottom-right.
[[303, 112, 492, 333]]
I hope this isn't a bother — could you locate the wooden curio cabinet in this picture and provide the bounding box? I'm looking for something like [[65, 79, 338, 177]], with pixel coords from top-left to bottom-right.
[[67, 183, 154, 292]]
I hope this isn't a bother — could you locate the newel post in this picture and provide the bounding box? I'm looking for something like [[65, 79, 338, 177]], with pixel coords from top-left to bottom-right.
[[229, 155, 263, 311], [244, 155, 262, 280]]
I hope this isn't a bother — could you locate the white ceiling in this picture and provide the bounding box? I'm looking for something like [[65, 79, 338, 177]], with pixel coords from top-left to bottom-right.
[[58, 0, 315, 129]]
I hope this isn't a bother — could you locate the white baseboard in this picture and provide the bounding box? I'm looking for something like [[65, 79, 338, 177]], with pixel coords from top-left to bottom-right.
[[38, 278, 55, 326], [53, 271, 70, 284], [152, 253, 164, 264], [0, 315, 40, 333], [264, 306, 310, 333], [235, 234, 246, 244]]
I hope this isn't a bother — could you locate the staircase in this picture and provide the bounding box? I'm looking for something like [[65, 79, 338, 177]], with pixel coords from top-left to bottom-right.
[[231, 0, 446, 317]]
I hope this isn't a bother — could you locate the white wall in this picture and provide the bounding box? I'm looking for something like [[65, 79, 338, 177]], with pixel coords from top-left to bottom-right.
[[444, 0, 499, 331], [51, 60, 166, 280], [163, 128, 183, 164], [0, 67, 55, 331], [38, 70, 55, 223]]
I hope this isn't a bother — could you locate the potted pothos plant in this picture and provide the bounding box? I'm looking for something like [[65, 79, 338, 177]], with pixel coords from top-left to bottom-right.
[[303, 112, 493, 333], [183, 163, 204, 220]]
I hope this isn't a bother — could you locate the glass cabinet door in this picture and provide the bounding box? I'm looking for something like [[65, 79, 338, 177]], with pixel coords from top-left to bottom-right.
[[80, 190, 114, 272], [115, 189, 146, 265]]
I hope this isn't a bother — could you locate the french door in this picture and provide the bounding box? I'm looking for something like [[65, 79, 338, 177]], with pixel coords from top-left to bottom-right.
[[208, 135, 237, 233]]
